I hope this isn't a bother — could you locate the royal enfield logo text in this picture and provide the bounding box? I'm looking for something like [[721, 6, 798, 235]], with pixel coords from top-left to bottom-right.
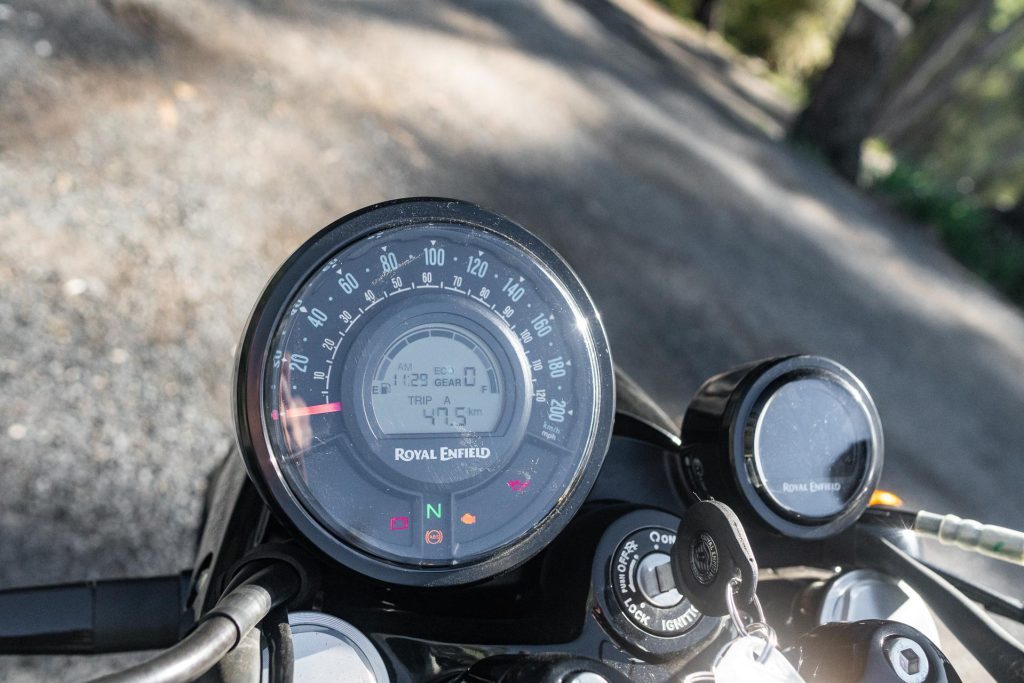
[[781, 481, 842, 493], [394, 447, 492, 462]]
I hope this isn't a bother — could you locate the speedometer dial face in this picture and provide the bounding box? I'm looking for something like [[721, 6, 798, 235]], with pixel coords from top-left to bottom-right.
[[237, 200, 614, 584]]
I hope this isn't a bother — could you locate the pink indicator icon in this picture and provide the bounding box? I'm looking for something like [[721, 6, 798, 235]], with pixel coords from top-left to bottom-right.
[[389, 516, 410, 531], [507, 479, 531, 493], [271, 402, 343, 421]]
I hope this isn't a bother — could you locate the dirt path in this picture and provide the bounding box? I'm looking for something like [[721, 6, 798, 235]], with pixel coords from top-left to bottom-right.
[[1, 0, 1022, 678]]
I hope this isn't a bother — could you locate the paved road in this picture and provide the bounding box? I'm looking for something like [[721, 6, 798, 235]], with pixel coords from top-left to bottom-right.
[[2, 0, 1023, 679]]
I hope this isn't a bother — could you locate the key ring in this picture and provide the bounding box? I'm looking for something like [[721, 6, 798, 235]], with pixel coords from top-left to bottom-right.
[[725, 577, 777, 663], [725, 577, 766, 635]]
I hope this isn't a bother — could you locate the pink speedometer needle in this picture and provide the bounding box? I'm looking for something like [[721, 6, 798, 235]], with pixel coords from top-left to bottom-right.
[[271, 402, 343, 421]]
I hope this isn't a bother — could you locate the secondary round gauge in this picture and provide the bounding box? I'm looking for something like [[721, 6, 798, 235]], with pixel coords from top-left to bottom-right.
[[680, 355, 883, 539], [749, 373, 873, 519], [235, 199, 614, 585]]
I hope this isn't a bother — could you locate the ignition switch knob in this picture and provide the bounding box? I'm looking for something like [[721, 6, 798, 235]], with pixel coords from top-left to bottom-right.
[[591, 509, 723, 659], [609, 527, 701, 637], [635, 552, 680, 608]]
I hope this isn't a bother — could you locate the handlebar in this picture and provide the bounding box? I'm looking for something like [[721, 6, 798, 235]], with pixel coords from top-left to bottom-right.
[[0, 573, 191, 655], [88, 562, 300, 683]]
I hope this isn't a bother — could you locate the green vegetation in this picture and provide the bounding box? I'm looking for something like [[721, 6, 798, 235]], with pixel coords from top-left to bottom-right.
[[656, 0, 853, 82], [656, 0, 1024, 305], [718, 0, 853, 80], [878, 0, 1024, 210], [895, 48, 1024, 209], [875, 163, 1024, 304]]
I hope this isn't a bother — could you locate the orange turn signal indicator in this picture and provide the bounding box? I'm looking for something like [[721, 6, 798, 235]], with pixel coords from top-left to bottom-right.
[[869, 490, 904, 508]]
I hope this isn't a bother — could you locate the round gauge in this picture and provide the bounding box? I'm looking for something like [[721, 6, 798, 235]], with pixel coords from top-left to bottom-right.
[[748, 373, 873, 520], [681, 355, 883, 539], [235, 199, 614, 585]]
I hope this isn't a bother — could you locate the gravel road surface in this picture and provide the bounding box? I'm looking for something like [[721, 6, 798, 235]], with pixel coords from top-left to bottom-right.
[[1, 0, 1023, 679]]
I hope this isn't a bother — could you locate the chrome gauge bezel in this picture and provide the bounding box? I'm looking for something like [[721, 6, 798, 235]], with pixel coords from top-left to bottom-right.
[[234, 198, 615, 586]]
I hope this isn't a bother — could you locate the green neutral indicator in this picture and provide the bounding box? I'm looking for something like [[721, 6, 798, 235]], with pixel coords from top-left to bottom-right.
[[427, 503, 443, 519]]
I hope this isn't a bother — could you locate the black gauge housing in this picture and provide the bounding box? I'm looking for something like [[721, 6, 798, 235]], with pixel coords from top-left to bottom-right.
[[679, 356, 883, 540], [234, 199, 614, 586]]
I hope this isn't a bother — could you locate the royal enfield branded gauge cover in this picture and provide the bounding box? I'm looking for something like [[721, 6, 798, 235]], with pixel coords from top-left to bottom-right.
[[680, 356, 883, 539], [235, 199, 614, 585]]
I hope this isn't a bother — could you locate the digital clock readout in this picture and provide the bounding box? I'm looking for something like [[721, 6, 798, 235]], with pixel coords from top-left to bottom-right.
[[370, 323, 504, 434]]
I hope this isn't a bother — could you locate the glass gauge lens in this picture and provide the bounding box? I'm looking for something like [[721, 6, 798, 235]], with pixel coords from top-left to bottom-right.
[[246, 202, 613, 578], [749, 373, 873, 520]]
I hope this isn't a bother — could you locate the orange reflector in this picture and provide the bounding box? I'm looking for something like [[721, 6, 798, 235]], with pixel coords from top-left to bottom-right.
[[869, 490, 904, 507]]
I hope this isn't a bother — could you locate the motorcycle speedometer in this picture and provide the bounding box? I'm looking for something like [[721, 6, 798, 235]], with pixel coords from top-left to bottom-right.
[[680, 356, 882, 539], [235, 199, 614, 586]]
